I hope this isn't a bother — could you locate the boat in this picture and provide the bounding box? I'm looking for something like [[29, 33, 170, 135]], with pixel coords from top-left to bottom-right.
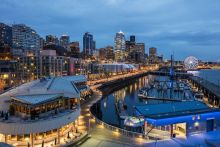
[[124, 116, 144, 127], [194, 92, 204, 101], [138, 89, 147, 97]]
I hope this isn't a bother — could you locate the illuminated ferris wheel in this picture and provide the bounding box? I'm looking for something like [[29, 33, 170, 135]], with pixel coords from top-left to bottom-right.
[[184, 56, 199, 70]]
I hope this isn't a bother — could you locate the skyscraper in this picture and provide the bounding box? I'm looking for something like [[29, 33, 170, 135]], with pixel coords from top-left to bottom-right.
[[69, 41, 80, 58], [45, 35, 59, 45], [114, 30, 125, 51], [83, 32, 95, 58], [130, 35, 135, 43], [149, 47, 157, 57], [12, 24, 41, 50], [114, 30, 126, 62], [60, 34, 70, 49]]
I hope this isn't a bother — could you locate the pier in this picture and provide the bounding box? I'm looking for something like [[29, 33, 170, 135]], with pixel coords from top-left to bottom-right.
[[149, 71, 192, 78], [189, 76, 220, 107], [139, 96, 183, 102]]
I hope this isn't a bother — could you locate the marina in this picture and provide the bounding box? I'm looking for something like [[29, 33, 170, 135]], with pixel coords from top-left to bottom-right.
[[92, 69, 220, 139]]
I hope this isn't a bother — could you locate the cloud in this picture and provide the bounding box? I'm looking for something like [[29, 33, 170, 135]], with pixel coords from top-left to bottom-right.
[[0, 0, 220, 60]]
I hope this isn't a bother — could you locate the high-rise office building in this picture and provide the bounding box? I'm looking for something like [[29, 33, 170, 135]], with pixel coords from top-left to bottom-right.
[[114, 30, 126, 61], [148, 47, 160, 64], [130, 35, 135, 43], [69, 41, 80, 58], [135, 43, 145, 54], [149, 47, 157, 56], [60, 34, 70, 49], [99, 46, 114, 61], [83, 32, 95, 58], [45, 35, 59, 45], [115, 30, 126, 51], [125, 35, 145, 63], [12, 24, 41, 50]]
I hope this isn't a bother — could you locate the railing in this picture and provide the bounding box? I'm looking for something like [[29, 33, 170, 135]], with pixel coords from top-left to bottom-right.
[[90, 109, 170, 140]]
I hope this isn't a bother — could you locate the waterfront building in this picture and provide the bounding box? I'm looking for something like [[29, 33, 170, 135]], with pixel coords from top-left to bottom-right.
[[83, 32, 95, 58], [114, 31, 126, 62], [0, 75, 88, 146], [69, 41, 80, 58], [16, 49, 84, 83], [99, 63, 137, 75], [60, 35, 70, 50], [135, 101, 220, 137], [12, 24, 41, 50]]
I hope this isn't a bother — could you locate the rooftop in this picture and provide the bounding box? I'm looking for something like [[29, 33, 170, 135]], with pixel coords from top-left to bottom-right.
[[0, 75, 87, 111], [135, 101, 220, 119], [12, 94, 62, 105]]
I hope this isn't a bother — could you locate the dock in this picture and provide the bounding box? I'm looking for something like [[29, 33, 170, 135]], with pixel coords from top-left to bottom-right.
[[139, 96, 183, 102], [189, 76, 220, 107]]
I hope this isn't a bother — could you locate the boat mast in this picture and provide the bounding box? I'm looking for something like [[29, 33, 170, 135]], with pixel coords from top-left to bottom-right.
[[170, 54, 174, 99]]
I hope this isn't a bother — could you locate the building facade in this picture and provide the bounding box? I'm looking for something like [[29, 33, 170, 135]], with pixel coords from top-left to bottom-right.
[[45, 35, 59, 46], [83, 32, 95, 58], [12, 24, 41, 50], [60, 35, 70, 50], [114, 31, 126, 62], [69, 41, 80, 58], [0, 23, 12, 48], [0, 75, 89, 147]]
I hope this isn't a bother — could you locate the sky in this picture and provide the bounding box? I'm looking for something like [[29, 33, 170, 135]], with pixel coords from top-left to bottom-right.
[[0, 0, 220, 61]]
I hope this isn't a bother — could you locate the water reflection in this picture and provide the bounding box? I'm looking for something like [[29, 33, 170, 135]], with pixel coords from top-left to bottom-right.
[[98, 75, 156, 127], [95, 74, 195, 130]]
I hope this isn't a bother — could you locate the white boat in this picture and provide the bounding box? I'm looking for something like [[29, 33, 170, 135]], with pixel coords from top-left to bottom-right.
[[194, 92, 204, 100], [138, 89, 148, 97], [124, 116, 144, 127]]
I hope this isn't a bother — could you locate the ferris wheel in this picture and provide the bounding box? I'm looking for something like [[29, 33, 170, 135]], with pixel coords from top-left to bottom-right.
[[184, 56, 199, 70]]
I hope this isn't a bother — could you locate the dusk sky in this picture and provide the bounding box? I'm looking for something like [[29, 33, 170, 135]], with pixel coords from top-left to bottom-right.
[[1, 0, 220, 61]]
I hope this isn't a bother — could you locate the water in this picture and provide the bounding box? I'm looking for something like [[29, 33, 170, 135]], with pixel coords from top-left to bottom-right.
[[95, 75, 194, 129], [189, 69, 220, 86]]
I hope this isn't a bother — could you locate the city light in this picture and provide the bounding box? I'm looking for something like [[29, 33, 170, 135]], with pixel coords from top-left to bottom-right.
[[0, 2, 220, 146]]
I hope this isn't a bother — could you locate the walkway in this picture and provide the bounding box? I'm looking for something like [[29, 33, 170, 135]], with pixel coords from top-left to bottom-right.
[[78, 72, 220, 147], [77, 90, 150, 147]]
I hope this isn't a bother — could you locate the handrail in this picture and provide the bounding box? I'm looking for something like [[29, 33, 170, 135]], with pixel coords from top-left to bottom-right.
[[89, 91, 170, 140]]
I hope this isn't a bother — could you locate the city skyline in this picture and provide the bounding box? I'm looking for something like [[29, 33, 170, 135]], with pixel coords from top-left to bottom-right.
[[1, 0, 220, 61]]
